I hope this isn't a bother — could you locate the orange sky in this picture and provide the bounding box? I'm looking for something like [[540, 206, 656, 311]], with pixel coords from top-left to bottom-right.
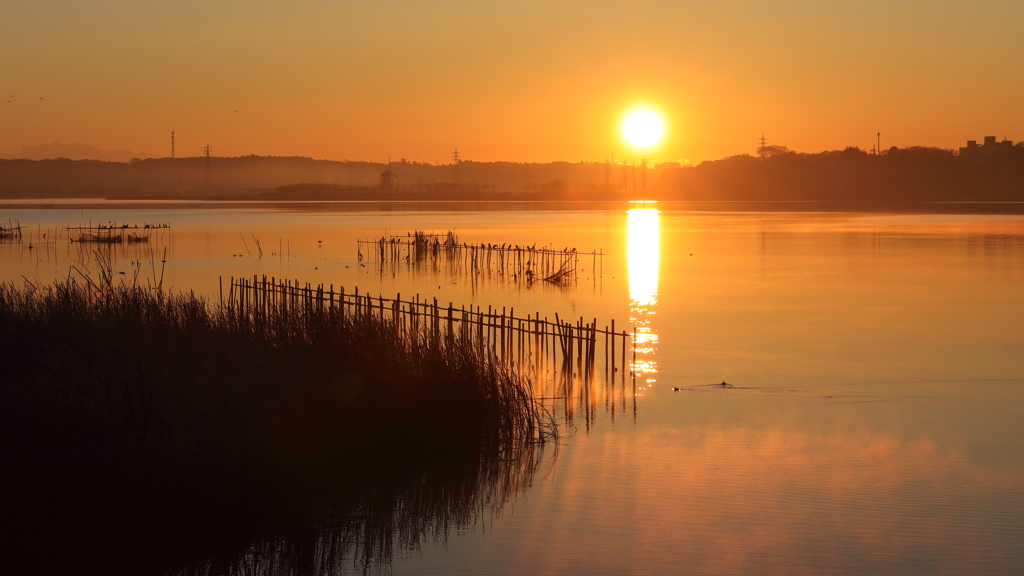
[[2, 1, 1022, 164]]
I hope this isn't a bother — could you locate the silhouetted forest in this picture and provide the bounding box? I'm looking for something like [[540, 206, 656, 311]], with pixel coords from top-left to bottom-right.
[[660, 144, 1024, 202], [2, 141, 1023, 203]]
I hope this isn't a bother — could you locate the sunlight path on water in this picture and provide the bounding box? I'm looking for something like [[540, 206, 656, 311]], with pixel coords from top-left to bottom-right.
[[628, 207, 660, 393]]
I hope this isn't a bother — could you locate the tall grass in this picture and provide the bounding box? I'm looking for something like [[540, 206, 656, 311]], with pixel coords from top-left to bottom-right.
[[0, 280, 552, 574]]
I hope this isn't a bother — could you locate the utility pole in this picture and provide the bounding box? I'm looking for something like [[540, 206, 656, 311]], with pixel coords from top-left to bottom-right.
[[877, 132, 881, 156], [204, 144, 212, 190], [452, 148, 461, 189], [171, 131, 175, 159]]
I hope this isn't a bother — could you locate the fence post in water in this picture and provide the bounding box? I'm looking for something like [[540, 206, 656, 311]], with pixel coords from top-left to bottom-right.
[[576, 318, 583, 378], [393, 297, 401, 337], [554, 313, 562, 360], [622, 330, 627, 387], [632, 327, 637, 385], [447, 304, 454, 347], [602, 322, 608, 381], [487, 305, 494, 351], [499, 306, 506, 360], [610, 318, 616, 381]]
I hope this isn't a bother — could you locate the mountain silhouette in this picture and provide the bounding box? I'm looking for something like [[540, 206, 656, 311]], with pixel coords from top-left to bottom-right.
[[0, 142, 153, 162]]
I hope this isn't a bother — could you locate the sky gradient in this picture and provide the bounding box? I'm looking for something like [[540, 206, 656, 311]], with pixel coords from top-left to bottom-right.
[[2, 0, 1022, 163]]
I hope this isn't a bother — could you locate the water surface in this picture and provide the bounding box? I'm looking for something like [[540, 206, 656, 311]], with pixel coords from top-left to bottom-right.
[[3, 205, 1023, 574]]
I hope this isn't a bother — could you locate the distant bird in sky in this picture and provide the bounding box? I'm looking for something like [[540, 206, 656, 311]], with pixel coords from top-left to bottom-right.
[[234, 109, 239, 112], [39, 97, 43, 100]]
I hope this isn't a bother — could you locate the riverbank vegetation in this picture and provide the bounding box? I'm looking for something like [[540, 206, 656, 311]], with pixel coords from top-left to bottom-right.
[[0, 280, 551, 574]]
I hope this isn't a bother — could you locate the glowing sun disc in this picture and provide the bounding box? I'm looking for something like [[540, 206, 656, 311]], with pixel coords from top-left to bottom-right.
[[622, 109, 664, 148]]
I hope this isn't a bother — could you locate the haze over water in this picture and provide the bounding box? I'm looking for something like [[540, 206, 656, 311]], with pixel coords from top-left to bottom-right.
[[3, 203, 1023, 574]]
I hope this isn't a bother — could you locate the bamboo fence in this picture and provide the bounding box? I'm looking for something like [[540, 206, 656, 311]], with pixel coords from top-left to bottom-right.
[[226, 275, 636, 427], [357, 231, 602, 284], [67, 222, 170, 244]]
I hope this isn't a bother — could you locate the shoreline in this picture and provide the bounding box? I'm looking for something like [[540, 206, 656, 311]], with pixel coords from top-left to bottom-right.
[[4, 198, 1024, 215]]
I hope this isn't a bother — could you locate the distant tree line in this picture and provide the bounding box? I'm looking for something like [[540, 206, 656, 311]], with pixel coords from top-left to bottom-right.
[[2, 145, 1023, 202], [660, 145, 1024, 202]]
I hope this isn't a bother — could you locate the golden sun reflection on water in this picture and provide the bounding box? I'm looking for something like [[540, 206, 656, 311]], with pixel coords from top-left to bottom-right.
[[627, 208, 660, 385]]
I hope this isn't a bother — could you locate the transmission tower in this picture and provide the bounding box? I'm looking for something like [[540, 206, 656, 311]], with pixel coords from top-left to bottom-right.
[[758, 134, 768, 160], [171, 131, 175, 159], [452, 148, 461, 188], [204, 144, 212, 190]]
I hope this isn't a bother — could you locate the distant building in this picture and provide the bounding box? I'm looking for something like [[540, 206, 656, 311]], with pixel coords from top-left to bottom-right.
[[959, 135, 1017, 160], [378, 165, 397, 192]]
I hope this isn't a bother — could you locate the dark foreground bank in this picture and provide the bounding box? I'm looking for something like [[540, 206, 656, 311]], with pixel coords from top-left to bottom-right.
[[0, 281, 550, 574]]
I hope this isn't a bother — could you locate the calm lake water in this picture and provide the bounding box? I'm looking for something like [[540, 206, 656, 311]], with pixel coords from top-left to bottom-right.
[[3, 203, 1024, 575]]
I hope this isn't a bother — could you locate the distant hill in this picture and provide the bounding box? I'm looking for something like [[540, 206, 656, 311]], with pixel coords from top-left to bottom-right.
[[0, 142, 155, 163]]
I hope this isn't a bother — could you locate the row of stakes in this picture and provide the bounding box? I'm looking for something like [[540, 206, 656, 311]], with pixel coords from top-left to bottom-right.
[[225, 275, 637, 427], [356, 231, 603, 284]]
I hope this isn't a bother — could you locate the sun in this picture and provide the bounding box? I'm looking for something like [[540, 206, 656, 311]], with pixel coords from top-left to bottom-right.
[[622, 109, 664, 148]]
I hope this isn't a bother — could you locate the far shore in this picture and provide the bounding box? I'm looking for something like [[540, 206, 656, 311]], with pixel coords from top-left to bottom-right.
[[3, 196, 1024, 215]]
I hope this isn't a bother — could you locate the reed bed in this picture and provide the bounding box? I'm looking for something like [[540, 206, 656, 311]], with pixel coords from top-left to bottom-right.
[[0, 279, 550, 574], [230, 276, 637, 431], [357, 230, 603, 284]]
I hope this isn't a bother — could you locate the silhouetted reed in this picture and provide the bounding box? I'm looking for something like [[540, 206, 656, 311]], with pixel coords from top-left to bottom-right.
[[0, 280, 551, 574]]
